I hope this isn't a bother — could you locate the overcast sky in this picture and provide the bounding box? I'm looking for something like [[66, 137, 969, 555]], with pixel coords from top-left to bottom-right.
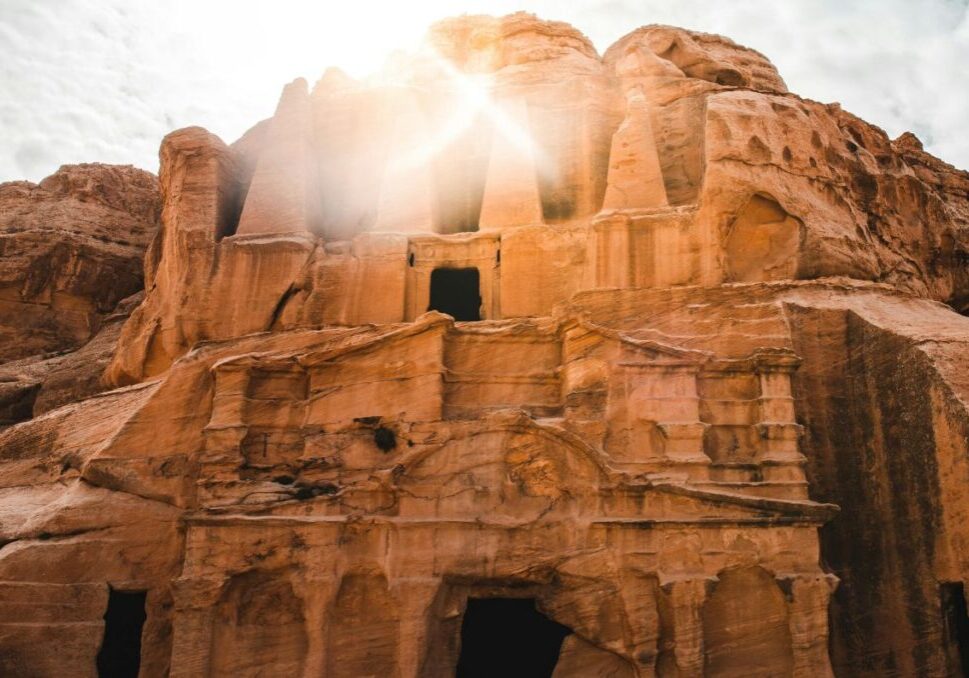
[[1, 0, 967, 183]]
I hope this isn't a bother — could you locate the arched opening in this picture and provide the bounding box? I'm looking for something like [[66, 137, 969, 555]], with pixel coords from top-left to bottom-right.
[[327, 572, 400, 678], [724, 194, 801, 283], [456, 598, 572, 677], [97, 588, 147, 678], [428, 267, 481, 321], [209, 571, 307, 677], [702, 567, 794, 677]]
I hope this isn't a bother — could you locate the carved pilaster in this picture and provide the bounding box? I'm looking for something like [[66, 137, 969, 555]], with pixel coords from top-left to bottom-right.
[[207, 363, 251, 430], [292, 576, 339, 678], [781, 573, 839, 678], [755, 354, 805, 465], [592, 214, 632, 288], [168, 577, 226, 678], [661, 577, 713, 677], [393, 578, 443, 678], [640, 365, 709, 465], [198, 362, 252, 501]]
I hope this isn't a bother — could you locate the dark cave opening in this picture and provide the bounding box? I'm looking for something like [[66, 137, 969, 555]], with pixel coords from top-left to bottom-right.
[[428, 267, 481, 321], [96, 588, 147, 678], [456, 598, 572, 678], [941, 582, 969, 677]]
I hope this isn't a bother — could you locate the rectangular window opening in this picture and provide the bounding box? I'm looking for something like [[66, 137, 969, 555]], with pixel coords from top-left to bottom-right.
[[428, 267, 481, 321]]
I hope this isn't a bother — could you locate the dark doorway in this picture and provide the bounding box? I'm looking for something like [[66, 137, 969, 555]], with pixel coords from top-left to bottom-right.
[[941, 582, 969, 676], [456, 598, 572, 678], [428, 267, 481, 321], [97, 588, 147, 678]]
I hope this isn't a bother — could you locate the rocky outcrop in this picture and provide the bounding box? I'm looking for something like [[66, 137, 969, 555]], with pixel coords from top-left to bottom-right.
[[103, 16, 969, 387], [603, 28, 969, 298], [2, 11, 969, 678], [0, 292, 145, 427], [0, 161, 158, 430], [786, 291, 969, 676], [0, 164, 159, 362]]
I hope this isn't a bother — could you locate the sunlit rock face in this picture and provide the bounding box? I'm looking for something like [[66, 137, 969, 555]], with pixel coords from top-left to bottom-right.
[[0, 164, 158, 430], [3, 11, 969, 678], [0, 164, 158, 363]]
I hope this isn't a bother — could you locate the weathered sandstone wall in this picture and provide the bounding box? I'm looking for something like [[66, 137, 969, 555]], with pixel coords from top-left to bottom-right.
[[0, 164, 159, 360], [1, 11, 968, 678]]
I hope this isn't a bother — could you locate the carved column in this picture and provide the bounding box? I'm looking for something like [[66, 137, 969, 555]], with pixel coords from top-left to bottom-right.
[[199, 362, 251, 503], [782, 573, 838, 678], [661, 577, 712, 677], [755, 354, 805, 465], [168, 577, 225, 678], [592, 214, 632, 288], [292, 576, 339, 678], [658, 367, 709, 466], [394, 578, 443, 677]]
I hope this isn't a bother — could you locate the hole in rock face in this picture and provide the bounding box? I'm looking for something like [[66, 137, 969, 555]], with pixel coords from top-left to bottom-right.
[[941, 582, 969, 676], [374, 426, 396, 452], [456, 598, 572, 678], [97, 588, 147, 678], [428, 268, 481, 321], [714, 68, 745, 87]]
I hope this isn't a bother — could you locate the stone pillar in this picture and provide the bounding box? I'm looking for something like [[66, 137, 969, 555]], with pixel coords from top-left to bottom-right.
[[393, 578, 442, 678], [207, 363, 250, 429], [592, 213, 632, 288], [662, 578, 711, 677], [602, 88, 668, 211], [199, 363, 251, 502], [237, 78, 320, 236], [783, 574, 838, 678], [478, 98, 544, 230], [292, 576, 339, 678], [168, 577, 225, 678], [630, 364, 709, 465], [755, 355, 805, 465]]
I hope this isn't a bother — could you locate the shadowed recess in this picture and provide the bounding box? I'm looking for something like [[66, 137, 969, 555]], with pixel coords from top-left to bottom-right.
[[428, 267, 481, 321], [97, 589, 147, 678], [941, 582, 969, 675], [456, 598, 572, 677]]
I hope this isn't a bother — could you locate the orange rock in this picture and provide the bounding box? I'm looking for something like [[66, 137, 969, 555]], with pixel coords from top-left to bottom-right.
[[236, 79, 321, 236], [0, 164, 158, 362], [478, 97, 544, 229], [602, 88, 668, 211], [2, 12, 969, 678]]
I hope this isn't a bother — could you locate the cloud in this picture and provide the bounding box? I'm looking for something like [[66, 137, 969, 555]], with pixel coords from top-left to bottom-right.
[[0, 0, 967, 183]]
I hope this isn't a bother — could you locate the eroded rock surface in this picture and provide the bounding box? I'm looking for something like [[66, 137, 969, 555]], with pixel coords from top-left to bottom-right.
[[0, 164, 159, 361], [1, 11, 969, 678]]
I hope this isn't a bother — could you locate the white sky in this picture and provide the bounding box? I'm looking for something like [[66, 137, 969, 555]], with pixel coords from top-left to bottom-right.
[[1, 0, 968, 183]]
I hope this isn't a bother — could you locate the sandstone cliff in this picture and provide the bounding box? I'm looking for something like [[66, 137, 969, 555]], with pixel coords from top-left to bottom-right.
[[0, 164, 158, 428], [1, 12, 969, 678], [0, 164, 159, 360]]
